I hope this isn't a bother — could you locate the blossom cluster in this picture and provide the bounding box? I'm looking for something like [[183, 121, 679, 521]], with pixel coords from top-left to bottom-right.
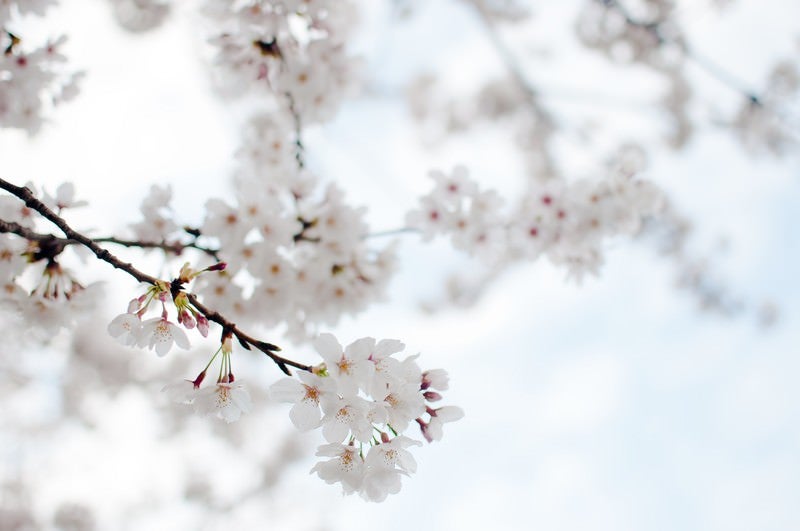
[[407, 165, 664, 280], [731, 53, 800, 156], [107, 264, 220, 355], [107, 264, 256, 423], [270, 333, 463, 502], [1, 4, 83, 134], [162, 335, 254, 423], [128, 112, 397, 341], [203, 0, 361, 122], [0, 182, 100, 337]]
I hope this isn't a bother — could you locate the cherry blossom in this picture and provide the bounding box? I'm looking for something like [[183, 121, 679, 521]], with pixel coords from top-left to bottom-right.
[[139, 317, 190, 356], [270, 334, 462, 500], [107, 312, 142, 347], [193, 382, 252, 423], [269, 371, 337, 431]]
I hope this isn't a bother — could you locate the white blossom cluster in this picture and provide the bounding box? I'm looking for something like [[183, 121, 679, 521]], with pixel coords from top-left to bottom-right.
[[201, 172, 396, 339], [128, 111, 397, 341], [407, 165, 664, 280], [575, 0, 692, 147], [731, 55, 800, 156], [576, 0, 681, 68], [1, 3, 83, 134], [203, 0, 361, 122], [107, 263, 222, 355], [0, 183, 100, 337], [270, 333, 463, 502], [107, 267, 256, 423], [161, 336, 254, 423], [0, 0, 56, 28]]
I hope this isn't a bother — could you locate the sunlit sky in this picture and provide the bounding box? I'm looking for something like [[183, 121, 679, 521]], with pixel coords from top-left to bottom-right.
[[2, 1, 800, 530]]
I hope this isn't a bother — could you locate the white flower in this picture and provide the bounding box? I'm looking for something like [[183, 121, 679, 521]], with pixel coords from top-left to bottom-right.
[[421, 369, 450, 391], [130, 185, 177, 242], [310, 443, 364, 495], [194, 382, 252, 423], [161, 380, 197, 404], [421, 406, 464, 443], [139, 317, 190, 356], [360, 468, 401, 503], [42, 182, 87, 211], [269, 371, 336, 431], [320, 394, 373, 444], [365, 436, 420, 474], [361, 436, 421, 502], [381, 382, 426, 433], [367, 338, 405, 396], [107, 312, 142, 347], [315, 334, 374, 396]]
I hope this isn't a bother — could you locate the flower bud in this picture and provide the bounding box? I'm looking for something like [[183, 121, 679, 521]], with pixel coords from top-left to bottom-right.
[[423, 391, 442, 402], [206, 262, 227, 272], [192, 371, 207, 389], [179, 309, 196, 329], [196, 314, 209, 337]]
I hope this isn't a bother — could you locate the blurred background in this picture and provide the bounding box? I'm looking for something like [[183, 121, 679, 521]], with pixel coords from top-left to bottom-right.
[[1, 0, 799, 529]]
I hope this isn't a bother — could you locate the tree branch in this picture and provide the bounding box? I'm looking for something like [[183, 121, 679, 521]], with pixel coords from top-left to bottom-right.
[[0, 177, 310, 375], [596, 0, 762, 103], [92, 234, 221, 261]]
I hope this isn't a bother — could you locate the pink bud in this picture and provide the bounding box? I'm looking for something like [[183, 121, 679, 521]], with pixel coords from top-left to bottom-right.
[[423, 391, 442, 402], [179, 309, 196, 329], [380, 432, 391, 444], [192, 371, 206, 389], [206, 262, 227, 272], [416, 418, 433, 443], [196, 314, 209, 337]]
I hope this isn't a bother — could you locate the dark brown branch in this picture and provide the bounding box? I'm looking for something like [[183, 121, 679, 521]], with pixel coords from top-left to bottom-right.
[[0, 178, 308, 375], [0, 179, 159, 284], [0, 219, 221, 263], [0, 218, 59, 243], [92, 235, 220, 261], [186, 293, 310, 375]]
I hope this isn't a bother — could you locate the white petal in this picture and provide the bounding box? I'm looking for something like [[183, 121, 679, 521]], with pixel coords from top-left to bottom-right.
[[269, 378, 304, 402], [289, 401, 322, 431], [344, 337, 375, 361], [313, 333, 343, 364], [322, 418, 350, 443], [171, 324, 191, 349]]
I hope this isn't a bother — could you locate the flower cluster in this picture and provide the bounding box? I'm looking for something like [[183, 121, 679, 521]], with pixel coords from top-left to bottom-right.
[[203, 0, 360, 122], [127, 112, 397, 341], [1, 21, 83, 134], [0, 182, 100, 337], [162, 335, 253, 423], [407, 165, 664, 280], [270, 333, 463, 502], [107, 263, 222, 355], [731, 54, 800, 156]]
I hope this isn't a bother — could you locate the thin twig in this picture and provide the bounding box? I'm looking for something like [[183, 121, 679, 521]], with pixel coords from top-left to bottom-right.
[[364, 227, 421, 239], [285, 92, 306, 170], [597, 0, 761, 103], [92, 236, 220, 261], [0, 220, 221, 262]]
